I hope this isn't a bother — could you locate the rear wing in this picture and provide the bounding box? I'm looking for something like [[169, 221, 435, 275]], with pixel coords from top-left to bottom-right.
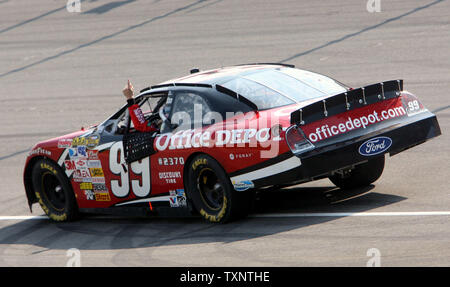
[[290, 80, 403, 126]]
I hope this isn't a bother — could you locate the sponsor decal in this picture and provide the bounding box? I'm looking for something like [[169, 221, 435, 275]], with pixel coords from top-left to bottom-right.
[[68, 148, 87, 159], [86, 134, 100, 149], [92, 183, 107, 192], [87, 160, 102, 168], [169, 189, 187, 207], [87, 150, 99, 160], [58, 139, 73, 148], [359, 136, 392, 156], [79, 182, 93, 190], [229, 153, 253, 160], [158, 171, 181, 179], [215, 129, 272, 146], [29, 148, 51, 157], [95, 192, 111, 202], [155, 128, 281, 151], [77, 146, 87, 157], [84, 190, 95, 201], [91, 177, 106, 184], [232, 180, 254, 192], [302, 98, 406, 143], [169, 196, 178, 207], [74, 159, 87, 169], [71, 137, 86, 147], [71, 135, 100, 149], [74, 177, 92, 183], [68, 148, 77, 158], [159, 171, 181, 184], [73, 169, 91, 182], [134, 108, 146, 124], [89, 167, 104, 177], [64, 160, 77, 171]]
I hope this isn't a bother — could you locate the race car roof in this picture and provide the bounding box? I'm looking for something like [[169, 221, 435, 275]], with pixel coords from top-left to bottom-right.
[[158, 63, 295, 86], [139, 63, 349, 111]]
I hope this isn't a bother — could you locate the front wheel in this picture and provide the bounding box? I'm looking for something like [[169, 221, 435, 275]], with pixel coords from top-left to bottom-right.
[[186, 154, 251, 223], [31, 159, 78, 221], [329, 155, 385, 189]]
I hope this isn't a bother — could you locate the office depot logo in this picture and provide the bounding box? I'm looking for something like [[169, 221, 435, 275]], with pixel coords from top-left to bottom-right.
[[155, 128, 280, 151]]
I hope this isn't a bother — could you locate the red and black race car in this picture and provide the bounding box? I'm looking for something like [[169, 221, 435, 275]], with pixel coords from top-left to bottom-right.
[[23, 63, 441, 223]]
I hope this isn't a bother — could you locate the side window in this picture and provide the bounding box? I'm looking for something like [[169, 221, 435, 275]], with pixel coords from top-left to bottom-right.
[[110, 94, 167, 135], [169, 92, 212, 131], [113, 108, 129, 135], [222, 77, 294, 109]]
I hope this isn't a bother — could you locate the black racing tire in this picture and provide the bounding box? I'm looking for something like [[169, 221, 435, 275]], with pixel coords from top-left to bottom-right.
[[329, 155, 385, 190], [186, 154, 251, 223], [31, 158, 79, 222]]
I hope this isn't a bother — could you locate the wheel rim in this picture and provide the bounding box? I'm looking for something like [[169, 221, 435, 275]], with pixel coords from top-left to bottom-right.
[[41, 172, 66, 211], [197, 168, 224, 211]]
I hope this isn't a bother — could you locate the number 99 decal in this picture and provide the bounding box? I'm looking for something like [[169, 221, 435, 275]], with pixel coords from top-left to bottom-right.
[[408, 100, 420, 112], [109, 142, 151, 198]]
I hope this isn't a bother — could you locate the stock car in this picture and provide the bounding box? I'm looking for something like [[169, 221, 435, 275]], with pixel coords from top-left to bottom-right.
[[23, 63, 441, 223]]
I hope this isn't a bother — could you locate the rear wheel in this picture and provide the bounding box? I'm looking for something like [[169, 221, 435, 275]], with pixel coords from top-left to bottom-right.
[[31, 159, 78, 222], [329, 155, 385, 189], [186, 154, 251, 223]]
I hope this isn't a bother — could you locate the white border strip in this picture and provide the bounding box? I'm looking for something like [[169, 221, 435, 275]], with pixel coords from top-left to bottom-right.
[[230, 156, 301, 182], [115, 195, 172, 206]]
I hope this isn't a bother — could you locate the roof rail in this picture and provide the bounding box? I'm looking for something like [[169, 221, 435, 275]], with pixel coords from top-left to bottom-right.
[[139, 87, 152, 93], [140, 82, 213, 93], [235, 62, 295, 68], [174, 83, 212, 88], [148, 83, 174, 90]]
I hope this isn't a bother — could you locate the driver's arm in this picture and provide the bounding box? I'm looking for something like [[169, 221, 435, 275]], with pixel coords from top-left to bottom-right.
[[123, 80, 158, 133]]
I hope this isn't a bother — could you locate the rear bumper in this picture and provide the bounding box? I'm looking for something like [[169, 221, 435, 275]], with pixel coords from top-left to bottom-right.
[[254, 111, 440, 187], [297, 111, 440, 179]]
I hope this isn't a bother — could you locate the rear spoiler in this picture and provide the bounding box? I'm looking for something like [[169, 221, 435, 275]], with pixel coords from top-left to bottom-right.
[[290, 80, 403, 125]]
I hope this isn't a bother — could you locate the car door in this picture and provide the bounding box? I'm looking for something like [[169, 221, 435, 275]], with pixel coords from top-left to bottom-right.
[[149, 90, 214, 198], [86, 97, 160, 208]]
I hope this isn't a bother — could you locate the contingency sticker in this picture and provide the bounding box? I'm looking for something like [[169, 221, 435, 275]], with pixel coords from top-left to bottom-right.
[[232, 180, 254, 192], [169, 189, 187, 207]]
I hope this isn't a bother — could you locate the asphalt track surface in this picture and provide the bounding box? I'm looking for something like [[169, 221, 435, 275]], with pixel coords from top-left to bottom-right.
[[0, 0, 449, 267]]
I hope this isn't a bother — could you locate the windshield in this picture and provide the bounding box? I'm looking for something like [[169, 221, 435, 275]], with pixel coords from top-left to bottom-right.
[[136, 94, 165, 115], [222, 68, 348, 110]]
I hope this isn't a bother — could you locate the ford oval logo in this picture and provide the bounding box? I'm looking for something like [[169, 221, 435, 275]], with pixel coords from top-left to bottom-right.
[[359, 136, 392, 156]]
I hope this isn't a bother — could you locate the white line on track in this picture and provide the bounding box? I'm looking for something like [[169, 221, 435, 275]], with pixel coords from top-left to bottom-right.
[[0, 211, 450, 221], [250, 211, 450, 218], [0, 216, 48, 221]]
